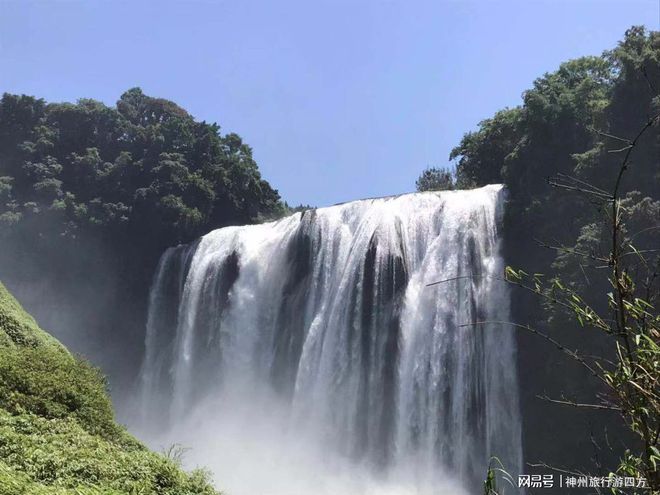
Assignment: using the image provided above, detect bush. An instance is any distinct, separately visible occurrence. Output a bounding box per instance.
[0,409,217,494]
[0,346,122,442]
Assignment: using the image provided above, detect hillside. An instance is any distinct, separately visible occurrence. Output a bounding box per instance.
[0,281,219,495]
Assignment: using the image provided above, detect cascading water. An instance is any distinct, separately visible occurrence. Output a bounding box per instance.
[137,184,522,495]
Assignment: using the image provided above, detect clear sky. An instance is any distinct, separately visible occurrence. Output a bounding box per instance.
[1,1,658,207]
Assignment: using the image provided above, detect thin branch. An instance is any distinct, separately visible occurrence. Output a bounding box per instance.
[629,225,660,242]
[425,275,476,287]
[612,113,660,199]
[527,462,590,478]
[458,320,606,383]
[578,262,591,286]
[553,172,612,196]
[536,394,622,411]
[429,273,614,333]
[546,179,613,200]
[588,127,632,145]
[533,237,609,263]
[642,65,658,97]
[607,145,634,154]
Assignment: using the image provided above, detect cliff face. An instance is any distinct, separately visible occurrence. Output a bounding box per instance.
[0,281,219,495]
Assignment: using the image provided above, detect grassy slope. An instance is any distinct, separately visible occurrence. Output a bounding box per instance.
[0,281,219,495]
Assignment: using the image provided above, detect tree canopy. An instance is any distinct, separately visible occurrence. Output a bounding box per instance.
[415,166,455,192]
[0,87,285,247]
[445,27,659,292]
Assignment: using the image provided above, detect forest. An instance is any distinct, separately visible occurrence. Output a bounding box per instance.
[0,25,658,495]
[450,27,659,484]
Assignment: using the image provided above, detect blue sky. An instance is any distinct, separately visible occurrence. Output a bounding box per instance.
[1,1,658,207]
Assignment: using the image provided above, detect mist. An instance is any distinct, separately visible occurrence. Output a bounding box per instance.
[144,386,471,495]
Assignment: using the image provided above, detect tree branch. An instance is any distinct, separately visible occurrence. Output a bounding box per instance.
[536,394,622,411]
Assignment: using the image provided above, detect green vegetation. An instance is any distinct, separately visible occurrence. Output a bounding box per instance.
[415,166,454,192]
[435,26,659,490]
[0,283,61,349]
[449,27,658,263]
[483,458,515,495]
[0,87,284,243]
[0,281,219,495]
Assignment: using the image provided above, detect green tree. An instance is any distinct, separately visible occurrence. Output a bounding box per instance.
[415,166,455,191]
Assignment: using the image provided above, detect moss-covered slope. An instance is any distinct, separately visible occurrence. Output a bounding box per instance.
[0,281,219,495]
[0,283,62,349]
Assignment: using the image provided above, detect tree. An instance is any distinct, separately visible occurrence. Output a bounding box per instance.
[0,87,286,243]
[450,108,522,189]
[415,166,455,191]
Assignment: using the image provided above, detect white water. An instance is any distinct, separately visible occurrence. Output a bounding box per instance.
[137,185,522,494]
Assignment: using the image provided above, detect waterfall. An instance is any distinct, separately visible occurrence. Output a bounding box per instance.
[138,184,522,495]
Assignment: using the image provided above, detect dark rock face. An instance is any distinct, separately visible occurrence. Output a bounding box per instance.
[503,209,631,493]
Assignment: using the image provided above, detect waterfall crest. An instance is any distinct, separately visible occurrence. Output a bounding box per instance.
[138,184,522,494]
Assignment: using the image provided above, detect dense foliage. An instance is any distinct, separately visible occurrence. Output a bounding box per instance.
[415,166,455,191]
[0,87,284,244]
[0,281,219,495]
[441,26,659,481]
[450,27,658,245]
